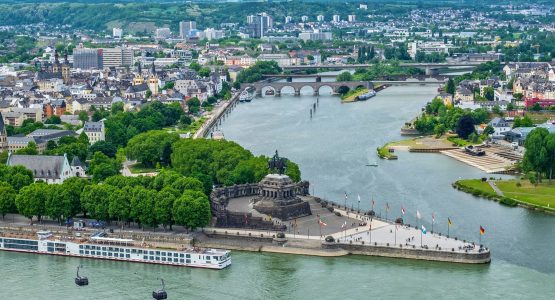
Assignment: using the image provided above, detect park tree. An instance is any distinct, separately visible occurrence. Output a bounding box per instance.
[15,183,49,222]
[446,78,456,95]
[111,102,124,115]
[0,165,33,191]
[16,141,38,155]
[336,71,353,82]
[173,190,211,231]
[89,141,117,157]
[60,178,89,218]
[544,134,555,182]
[523,128,549,183]
[109,186,132,226]
[187,97,201,114]
[88,151,121,182]
[483,87,495,101]
[78,111,89,123]
[0,181,16,219]
[198,67,211,78]
[456,114,476,139]
[80,184,114,221]
[155,188,178,230]
[130,186,158,229]
[45,184,68,224]
[483,125,495,136]
[125,131,179,167]
[531,103,542,112]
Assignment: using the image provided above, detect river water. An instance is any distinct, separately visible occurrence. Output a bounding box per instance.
[1,85,553,299]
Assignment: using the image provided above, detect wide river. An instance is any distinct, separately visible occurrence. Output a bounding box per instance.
[1,85,553,299]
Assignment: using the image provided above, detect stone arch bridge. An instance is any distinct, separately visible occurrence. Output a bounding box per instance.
[241,81,372,96]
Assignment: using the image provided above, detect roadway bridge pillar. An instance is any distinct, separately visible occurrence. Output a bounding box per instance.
[287,76,293,82]
[315,76,322,82]
[425,67,440,76]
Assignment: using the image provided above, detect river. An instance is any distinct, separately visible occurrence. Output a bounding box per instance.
[1,85,553,299]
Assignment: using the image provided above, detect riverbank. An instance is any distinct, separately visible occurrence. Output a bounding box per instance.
[453,179,555,214]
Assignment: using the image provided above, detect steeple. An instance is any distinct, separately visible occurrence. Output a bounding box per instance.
[150,62,156,75]
[54,50,59,64]
[64,51,69,64]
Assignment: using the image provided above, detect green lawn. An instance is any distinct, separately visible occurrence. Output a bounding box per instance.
[457,179,495,194]
[129,163,158,174]
[496,180,555,209]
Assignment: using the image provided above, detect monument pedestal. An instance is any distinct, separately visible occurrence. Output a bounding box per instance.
[253,174,311,221]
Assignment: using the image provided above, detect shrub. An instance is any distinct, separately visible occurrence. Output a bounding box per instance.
[276,232,285,239]
[325,236,335,243]
[327,207,334,212]
[335,212,341,216]
[500,197,518,207]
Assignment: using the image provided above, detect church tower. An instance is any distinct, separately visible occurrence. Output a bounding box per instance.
[132,63,144,85]
[52,51,61,73]
[147,62,159,96]
[0,112,8,152]
[61,51,71,83]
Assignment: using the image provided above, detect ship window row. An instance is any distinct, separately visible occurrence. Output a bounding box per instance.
[79,250,131,258]
[3,239,38,245]
[4,243,38,251]
[142,256,190,264]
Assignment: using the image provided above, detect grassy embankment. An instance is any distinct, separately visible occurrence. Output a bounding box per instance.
[454,179,555,213]
[129,163,158,174]
[341,88,369,103]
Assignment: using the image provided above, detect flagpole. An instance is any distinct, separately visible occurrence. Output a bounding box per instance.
[420,229,423,247]
[448,218,450,238]
[369,220,372,244]
[394,225,396,245]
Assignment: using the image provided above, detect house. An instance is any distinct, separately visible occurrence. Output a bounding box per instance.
[83,121,105,144]
[6,153,74,184]
[438,92,453,107]
[487,117,513,139]
[503,127,536,146]
[70,156,87,178]
[455,87,473,102]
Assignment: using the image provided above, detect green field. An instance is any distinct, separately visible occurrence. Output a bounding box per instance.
[455,179,555,213]
[496,180,555,208]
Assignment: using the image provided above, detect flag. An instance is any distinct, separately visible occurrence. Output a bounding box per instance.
[432,213,435,224]
[357,194,361,203]
[421,225,427,234]
[372,199,375,209]
[344,192,348,200]
[341,221,347,229]
[448,217,452,226]
[319,218,327,227]
[401,207,406,215]
[386,202,390,211]
[480,226,485,235]
[416,210,421,219]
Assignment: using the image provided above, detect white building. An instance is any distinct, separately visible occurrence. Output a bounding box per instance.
[408,42,449,59]
[101,48,134,67]
[155,28,172,39]
[83,121,105,144]
[285,16,292,23]
[6,153,74,184]
[317,15,325,22]
[332,15,341,23]
[113,28,123,39]
[348,15,357,22]
[301,16,308,22]
[298,31,332,42]
[204,28,225,41]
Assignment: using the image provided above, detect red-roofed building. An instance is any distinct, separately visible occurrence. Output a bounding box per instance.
[524,97,555,108]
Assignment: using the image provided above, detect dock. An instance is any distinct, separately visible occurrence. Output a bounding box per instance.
[194,92,240,139]
[441,144,520,174]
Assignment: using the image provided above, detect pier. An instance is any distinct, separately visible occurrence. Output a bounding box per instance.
[194,92,240,139]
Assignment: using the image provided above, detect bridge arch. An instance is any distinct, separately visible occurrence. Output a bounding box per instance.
[299,85,315,96]
[318,85,333,95]
[280,85,296,95]
[260,86,277,97]
[336,85,351,95]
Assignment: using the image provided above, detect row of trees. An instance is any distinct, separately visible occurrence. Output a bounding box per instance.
[414,98,490,139]
[234,61,282,86]
[3,171,212,231]
[171,139,301,194]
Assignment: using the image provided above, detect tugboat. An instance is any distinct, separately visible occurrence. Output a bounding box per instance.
[75,265,88,286]
[356,90,376,101]
[152,278,168,300]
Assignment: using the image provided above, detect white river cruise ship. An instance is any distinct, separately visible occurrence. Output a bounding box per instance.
[0,231,231,270]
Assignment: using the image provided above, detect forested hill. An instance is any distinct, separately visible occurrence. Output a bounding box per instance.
[1,0,547,33]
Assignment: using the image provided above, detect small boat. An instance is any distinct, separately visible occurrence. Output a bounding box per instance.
[265,89,275,96]
[239,90,253,102]
[464,145,485,156]
[366,162,378,167]
[356,90,376,101]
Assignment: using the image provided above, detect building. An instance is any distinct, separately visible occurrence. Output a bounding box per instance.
[179,21,196,39]
[348,15,357,22]
[524,97,555,109]
[204,28,225,41]
[83,121,105,144]
[73,48,103,70]
[101,48,134,67]
[298,31,332,42]
[455,87,474,102]
[6,153,74,184]
[247,13,273,38]
[332,15,341,22]
[317,15,325,22]
[487,117,513,139]
[155,28,172,39]
[301,16,308,22]
[285,16,292,23]
[408,42,449,59]
[113,28,123,39]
